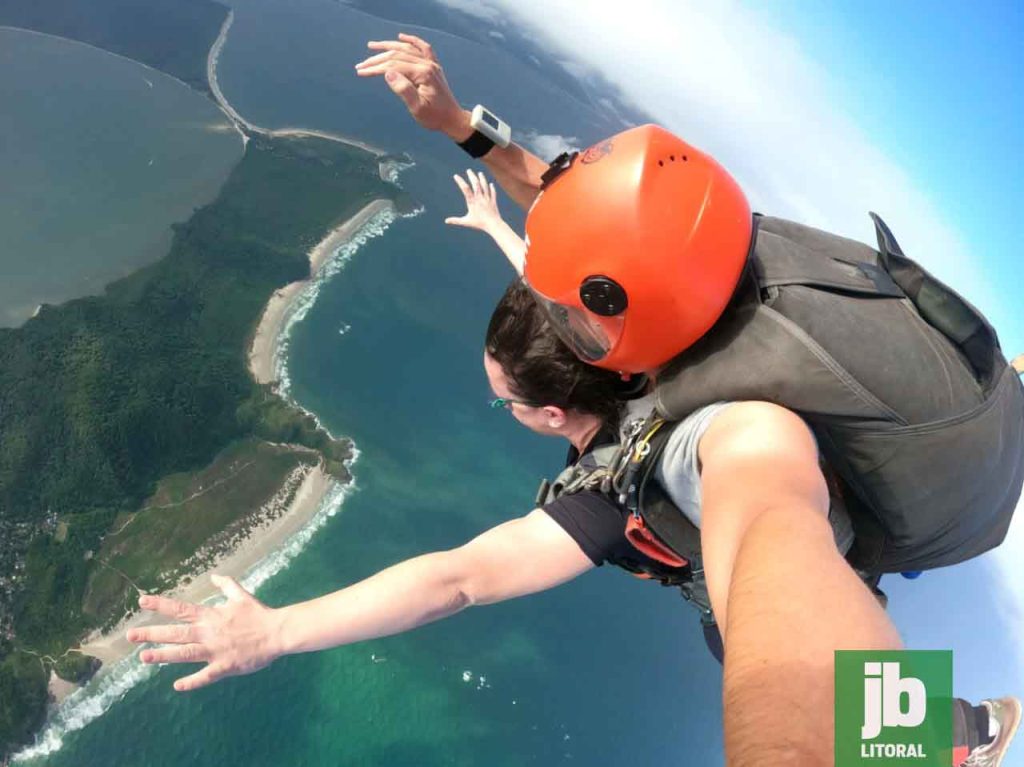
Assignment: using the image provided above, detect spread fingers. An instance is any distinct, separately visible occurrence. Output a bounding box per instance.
[127,622,198,645]
[355,49,425,70]
[140,643,210,665]
[173,663,228,692]
[397,33,437,61]
[138,593,203,623]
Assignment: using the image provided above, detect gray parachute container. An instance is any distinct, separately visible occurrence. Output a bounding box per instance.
[654,214,1024,573]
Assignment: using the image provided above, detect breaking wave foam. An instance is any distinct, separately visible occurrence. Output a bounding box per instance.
[14,659,157,762]
[379,154,415,186]
[274,204,398,401]
[241,451,362,594]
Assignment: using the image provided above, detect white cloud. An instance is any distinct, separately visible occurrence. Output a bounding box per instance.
[519,130,581,160]
[558,58,590,82]
[443,0,1004,321]
[488,29,506,41]
[435,0,1023,659]
[437,0,505,25]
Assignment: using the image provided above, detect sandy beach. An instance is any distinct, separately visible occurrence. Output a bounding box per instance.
[50,200,392,705]
[56,461,336,703]
[249,197,394,384]
[44,6,395,711]
[207,11,387,156]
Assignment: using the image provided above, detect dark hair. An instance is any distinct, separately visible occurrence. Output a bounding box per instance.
[485,280,623,425]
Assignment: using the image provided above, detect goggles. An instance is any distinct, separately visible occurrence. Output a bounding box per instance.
[528,281,626,364]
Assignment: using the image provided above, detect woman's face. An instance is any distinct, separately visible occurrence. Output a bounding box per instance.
[483,352,564,436]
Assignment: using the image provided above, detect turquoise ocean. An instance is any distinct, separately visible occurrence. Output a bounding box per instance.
[15,1,726,764]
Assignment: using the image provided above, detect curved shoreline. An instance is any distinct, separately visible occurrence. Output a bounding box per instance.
[41,11,400,714]
[47,201,396,709]
[249,198,395,385]
[73,461,335,669]
[207,11,388,157]
[47,199,394,713]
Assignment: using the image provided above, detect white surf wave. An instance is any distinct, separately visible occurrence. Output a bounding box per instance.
[13,658,157,762]
[13,437,364,762]
[274,204,399,402]
[241,465,361,594]
[379,155,415,186]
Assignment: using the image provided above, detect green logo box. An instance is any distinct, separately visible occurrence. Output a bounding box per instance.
[836,650,952,766]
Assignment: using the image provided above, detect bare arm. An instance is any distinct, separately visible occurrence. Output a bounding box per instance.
[697,402,902,766]
[354,34,549,210]
[128,510,592,691]
[446,170,526,275]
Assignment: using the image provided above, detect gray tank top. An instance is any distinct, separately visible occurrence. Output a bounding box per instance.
[621,396,855,554]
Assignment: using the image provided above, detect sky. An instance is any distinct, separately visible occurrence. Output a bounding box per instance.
[432,0,1024,697]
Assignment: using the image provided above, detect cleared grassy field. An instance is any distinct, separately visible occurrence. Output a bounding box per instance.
[82,438,317,629]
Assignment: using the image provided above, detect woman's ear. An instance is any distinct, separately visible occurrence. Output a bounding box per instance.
[543,406,568,429]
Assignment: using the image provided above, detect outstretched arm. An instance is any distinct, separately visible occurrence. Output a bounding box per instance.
[355,34,549,210]
[127,510,592,691]
[698,402,902,766]
[446,169,526,275]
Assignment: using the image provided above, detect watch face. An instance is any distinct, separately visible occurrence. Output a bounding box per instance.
[481,111,500,129]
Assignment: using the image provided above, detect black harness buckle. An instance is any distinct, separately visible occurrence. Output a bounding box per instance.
[540,151,578,190]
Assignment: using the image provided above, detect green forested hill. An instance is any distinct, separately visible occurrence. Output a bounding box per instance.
[0,135,391,523]
[0,132,398,764]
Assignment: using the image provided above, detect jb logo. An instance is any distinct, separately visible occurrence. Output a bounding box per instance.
[862,661,927,739]
[836,650,950,766]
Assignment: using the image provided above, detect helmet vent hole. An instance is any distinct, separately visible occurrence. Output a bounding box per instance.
[658,160,664,167]
[670,154,675,162]
[683,155,688,161]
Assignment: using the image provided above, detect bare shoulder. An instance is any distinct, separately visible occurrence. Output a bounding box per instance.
[698,401,818,467]
[697,402,828,512]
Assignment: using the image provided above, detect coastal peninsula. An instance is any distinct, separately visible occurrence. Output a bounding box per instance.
[0,0,408,758]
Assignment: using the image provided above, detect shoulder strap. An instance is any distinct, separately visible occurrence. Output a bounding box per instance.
[539,444,625,506]
[635,422,704,568]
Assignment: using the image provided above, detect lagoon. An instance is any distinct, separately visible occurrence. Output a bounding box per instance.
[0,27,241,327]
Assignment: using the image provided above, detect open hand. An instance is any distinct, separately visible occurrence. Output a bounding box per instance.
[355,33,468,139]
[446,170,502,232]
[127,574,283,692]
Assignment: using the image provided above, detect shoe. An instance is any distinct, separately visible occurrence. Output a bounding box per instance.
[964,697,1022,766]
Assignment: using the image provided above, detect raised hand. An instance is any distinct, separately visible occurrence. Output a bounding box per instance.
[127,574,283,692]
[445,170,503,233]
[355,33,469,139]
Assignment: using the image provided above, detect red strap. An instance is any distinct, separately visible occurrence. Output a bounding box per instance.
[624,514,688,568]
[951,744,969,767]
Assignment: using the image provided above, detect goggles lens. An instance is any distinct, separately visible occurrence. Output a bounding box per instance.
[529,286,624,363]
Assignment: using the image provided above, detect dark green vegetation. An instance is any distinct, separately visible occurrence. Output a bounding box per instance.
[0,133,399,756]
[53,652,101,685]
[82,440,320,634]
[0,0,228,93]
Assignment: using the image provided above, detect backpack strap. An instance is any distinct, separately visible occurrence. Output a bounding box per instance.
[633,421,704,569]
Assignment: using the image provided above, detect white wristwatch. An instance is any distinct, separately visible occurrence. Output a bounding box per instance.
[457,105,512,158]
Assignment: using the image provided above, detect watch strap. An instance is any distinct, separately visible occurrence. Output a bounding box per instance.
[457,130,496,159]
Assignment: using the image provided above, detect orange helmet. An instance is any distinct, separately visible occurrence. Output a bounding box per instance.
[524,124,753,373]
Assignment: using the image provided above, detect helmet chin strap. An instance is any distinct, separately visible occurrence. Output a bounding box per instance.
[614,373,650,399]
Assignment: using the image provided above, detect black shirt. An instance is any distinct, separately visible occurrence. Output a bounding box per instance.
[541,426,668,570]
